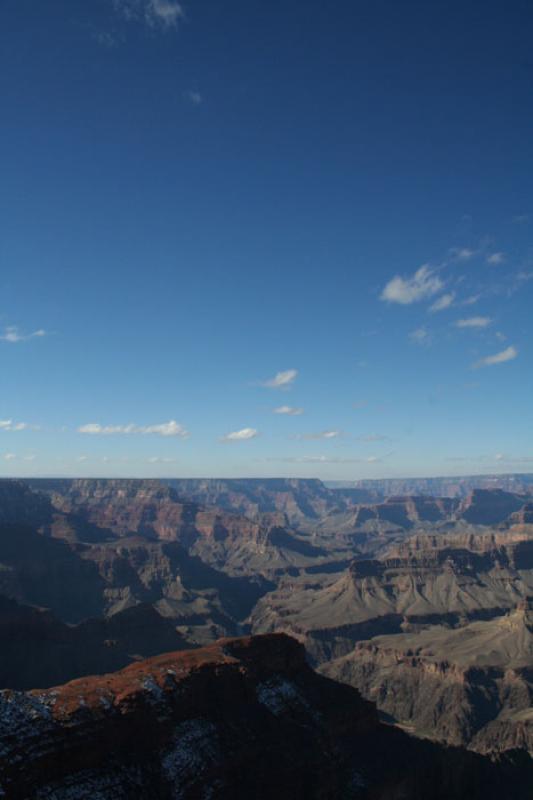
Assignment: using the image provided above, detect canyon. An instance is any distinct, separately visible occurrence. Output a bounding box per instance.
[2,476,533,796]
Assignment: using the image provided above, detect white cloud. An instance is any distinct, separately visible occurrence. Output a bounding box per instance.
[491,453,533,464]
[94,31,119,48]
[408,327,430,345]
[273,405,304,416]
[141,421,188,436]
[221,427,259,442]
[265,455,382,465]
[149,0,182,25]
[77,455,89,462]
[381,266,443,305]
[261,369,298,388]
[3,453,16,461]
[147,456,177,463]
[295,430,341,440]
[450,247,475,261]
[357,434,391,442]
[0,420,29,432]
[487,252,505,265]
[461,294,480,306]
[186,91,202,105]
[473,345,518,368]
[113,0,183,29]
[77,420,189,437]
[0,326,46,343]
[429,293,455,312]
[455,316,492,329]
[23,454,36,462]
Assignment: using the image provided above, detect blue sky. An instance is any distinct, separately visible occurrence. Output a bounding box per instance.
[1,0,532,479]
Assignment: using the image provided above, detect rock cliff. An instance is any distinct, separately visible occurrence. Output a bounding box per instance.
[0,633,531,799]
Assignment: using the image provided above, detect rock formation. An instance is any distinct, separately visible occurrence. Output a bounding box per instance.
[1,633,531,799]
[323,599,533,755]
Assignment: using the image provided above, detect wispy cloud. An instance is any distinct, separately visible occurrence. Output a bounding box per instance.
[3,453,16,461]
[408,327,431,346]
[381,266,443,305]
[449,247,475,261]
[273,405,304,416]
[493,453,533,464]
[461,294,480,306]
[0,326,47,343]
[294,430,341,440]
[261,369,298,389]
[473,345,518,368]
[455,316,492,329]
[448,452,533,464]
[93,31,119,48]
[113,0,183,29]
[220,427,259,442]
[356,433,391,442]
[147,456,177,463]
[265,455,382,464]
[429,293,455,312]
[486,252,506,265]
[77,420,189,437]
[515,271,533,286]
[0,420,33,432]
[186,90,202,105]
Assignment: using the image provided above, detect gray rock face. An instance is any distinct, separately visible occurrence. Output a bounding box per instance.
[251,535,533,656]
[322,601,533,754]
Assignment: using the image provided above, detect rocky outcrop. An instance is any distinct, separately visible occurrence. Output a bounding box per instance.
[164,477,377,525]
[509,503,533,527]
[0,596,190,690]
[27,479,342,578]
[350,495,458,528]
[0,481,53,527]
[348,474,533,499]
[0,524,106,622]
[0,519,273,650]
[251,535,533,661]
[322,601,533,753]
[24,479,533,558]
[458,490,527,525]
[0,633,531,799]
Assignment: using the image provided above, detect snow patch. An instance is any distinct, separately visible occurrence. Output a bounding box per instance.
[0,690,54,758]
[141,676,165,703]
[33,767,141,799]
[162,719,219,797]
[349,769,367,790]
[256,678,309,716]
